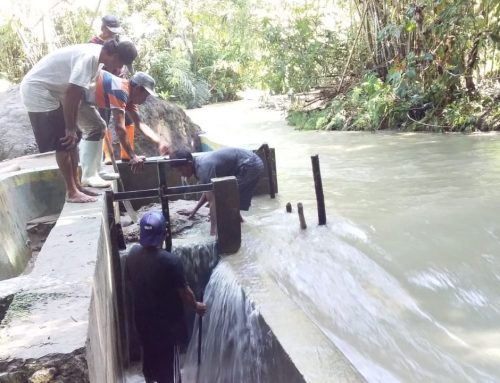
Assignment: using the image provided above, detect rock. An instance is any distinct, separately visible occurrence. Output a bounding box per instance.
[0,86,202,161]
[135,96,203,156]
[0,371,25,383]
[26,215,59,252]
[122,200,210,243]
[29,367,56,383]
[0,86,35,160]
[0,348,88,383]
[120,215,133,228]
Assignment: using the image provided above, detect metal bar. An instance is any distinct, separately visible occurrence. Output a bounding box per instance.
[104,132,138,222]
[311,155,327,225]
[143,158,188,166]
[158,162,172,251]
[261,143,276,198]
[113,183,213,202]
[165,183,213,196]
[297,202,307,229]
[113,189,159,201]
[105,190,129,366]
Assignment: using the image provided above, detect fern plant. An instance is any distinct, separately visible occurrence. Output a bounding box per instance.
[149,51,210,108]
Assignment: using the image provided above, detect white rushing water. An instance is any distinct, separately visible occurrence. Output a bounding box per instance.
[185,99,500,382]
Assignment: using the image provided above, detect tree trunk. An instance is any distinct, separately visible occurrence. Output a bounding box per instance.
[465,33,482,98]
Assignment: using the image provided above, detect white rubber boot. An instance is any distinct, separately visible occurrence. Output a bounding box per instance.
[96,139,120,180]
[80,140,111,188]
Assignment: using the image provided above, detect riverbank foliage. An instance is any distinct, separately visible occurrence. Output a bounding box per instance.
[0,0,498,131]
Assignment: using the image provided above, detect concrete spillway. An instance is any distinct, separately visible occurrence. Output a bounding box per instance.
[0,147,364,382]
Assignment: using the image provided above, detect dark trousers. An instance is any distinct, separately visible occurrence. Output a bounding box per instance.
[136,316,182,383]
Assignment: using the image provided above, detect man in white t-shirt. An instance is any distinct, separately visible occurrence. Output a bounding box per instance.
[20,39,137,203]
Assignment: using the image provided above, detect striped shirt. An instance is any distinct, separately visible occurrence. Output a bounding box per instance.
[85,69,138,113]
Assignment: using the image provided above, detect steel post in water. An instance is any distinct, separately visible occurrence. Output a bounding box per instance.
[311,155,326,225]
[158,162,172,251]
[286,202,292,213]
[297,202,307,230]
[261,143,276,199]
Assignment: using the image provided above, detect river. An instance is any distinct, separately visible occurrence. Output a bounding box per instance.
[185,98,500,383]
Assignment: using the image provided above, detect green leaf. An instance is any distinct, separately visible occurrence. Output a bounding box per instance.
[406,20,417,33]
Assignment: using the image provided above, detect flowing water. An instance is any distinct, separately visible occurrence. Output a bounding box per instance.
[183,262,304,383]
[184,98,500,382]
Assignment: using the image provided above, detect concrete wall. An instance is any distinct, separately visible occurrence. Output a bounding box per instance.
[223,256,366,383]
[0,168,65,280]
[87,220,124,383]
[0,162,122,382]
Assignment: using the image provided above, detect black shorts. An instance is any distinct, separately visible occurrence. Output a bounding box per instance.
[28,106,81,152]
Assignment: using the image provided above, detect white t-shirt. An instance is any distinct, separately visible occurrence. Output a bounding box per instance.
[20,44,102,112]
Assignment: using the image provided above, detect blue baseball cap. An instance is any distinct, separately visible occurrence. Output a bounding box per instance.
[139,211,166,247]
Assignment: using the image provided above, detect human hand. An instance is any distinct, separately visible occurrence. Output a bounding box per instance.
[158,141,170,156]
[129,155,145,173]
[178,209,195,219]
[195,302,207,316]
[60,130,79,150]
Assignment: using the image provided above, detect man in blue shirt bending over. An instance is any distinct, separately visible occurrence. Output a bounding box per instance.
[170,147,264,235]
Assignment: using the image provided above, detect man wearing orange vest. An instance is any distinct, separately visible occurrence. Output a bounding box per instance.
[78,70,169,179]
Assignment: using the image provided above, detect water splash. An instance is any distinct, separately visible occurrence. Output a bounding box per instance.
[183,261,304,383]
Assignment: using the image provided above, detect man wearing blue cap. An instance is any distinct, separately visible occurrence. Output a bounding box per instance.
[125,211,206,383]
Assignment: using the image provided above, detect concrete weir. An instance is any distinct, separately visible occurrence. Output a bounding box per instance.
[0,144,364,383]
[0,154,122,382]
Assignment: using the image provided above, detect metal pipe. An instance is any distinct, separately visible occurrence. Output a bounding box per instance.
[286,202,292,213]
[165,183,213,196]
[297,203,307,229]
[158,162,172,251]
[113,183,213,202]
[311,155,326,225]
[261,143,276,198]
[113,188,159,201]
[105,190,129,366]
[143,158,188,166]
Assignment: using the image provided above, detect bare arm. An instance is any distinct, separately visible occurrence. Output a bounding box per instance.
[113,109,144,172]
[206,191,217,236]
[177,285,206,316]
[189,192,210,218]
[128,109,170,155]
[61,84,84,150]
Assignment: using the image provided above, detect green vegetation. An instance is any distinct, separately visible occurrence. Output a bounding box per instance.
[0,0,498,129]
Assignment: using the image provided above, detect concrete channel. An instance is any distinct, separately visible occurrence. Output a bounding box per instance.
[0,141,364,382]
